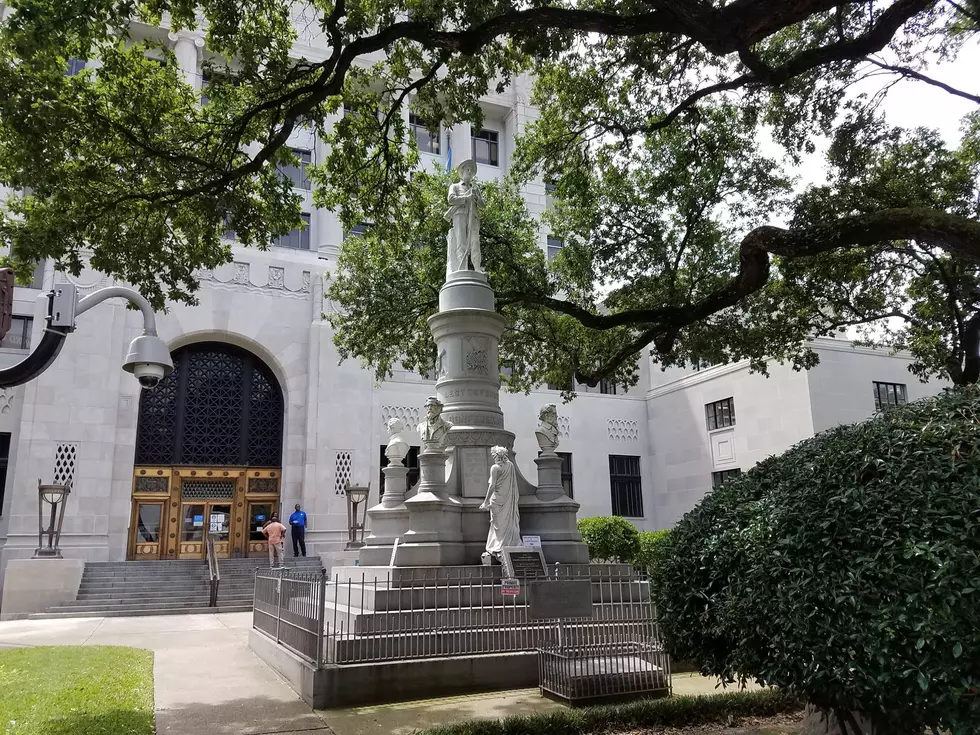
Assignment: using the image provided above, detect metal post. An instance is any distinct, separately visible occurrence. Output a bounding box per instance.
[275,569,283,644]
[315,569,326,670]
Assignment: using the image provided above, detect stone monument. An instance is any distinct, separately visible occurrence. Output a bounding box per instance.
[480,445,522,564]
[359,159,588,567]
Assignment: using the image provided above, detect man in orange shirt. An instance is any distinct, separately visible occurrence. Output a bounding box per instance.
[262,513,288,568]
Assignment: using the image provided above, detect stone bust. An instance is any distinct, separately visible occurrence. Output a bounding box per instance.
[385,417,409,464]
[417,396,450,450]
[534,403,560,454]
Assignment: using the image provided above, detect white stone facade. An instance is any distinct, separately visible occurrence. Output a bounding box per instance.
[0,13,950,594]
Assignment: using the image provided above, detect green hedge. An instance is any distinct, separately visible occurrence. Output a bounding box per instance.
[633,529,672,573]
[576,516,640,563]
[415,689,802,735]
[656,387,980,735]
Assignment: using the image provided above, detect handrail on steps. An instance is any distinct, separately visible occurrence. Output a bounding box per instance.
[206,536,220,607]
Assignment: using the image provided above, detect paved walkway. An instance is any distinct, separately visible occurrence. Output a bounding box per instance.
[0,613,755,735]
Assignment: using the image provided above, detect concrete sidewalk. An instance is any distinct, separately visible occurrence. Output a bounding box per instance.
[0,612,331,735]
[0,613,755,735]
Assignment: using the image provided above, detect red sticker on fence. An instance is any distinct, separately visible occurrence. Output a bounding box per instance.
[500,578,520,596]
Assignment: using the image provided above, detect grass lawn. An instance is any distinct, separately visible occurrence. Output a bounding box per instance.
[0,645,154,735]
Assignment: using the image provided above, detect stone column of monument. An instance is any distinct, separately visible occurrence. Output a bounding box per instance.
[359,418,412,566]
[375,158,588,565]
[520,404,590,564]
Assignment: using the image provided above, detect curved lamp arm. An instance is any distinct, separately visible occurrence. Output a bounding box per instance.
[75,286,158,335]
[0,285,160,389]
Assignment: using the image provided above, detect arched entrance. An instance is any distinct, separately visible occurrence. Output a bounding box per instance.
[128,341,285,560]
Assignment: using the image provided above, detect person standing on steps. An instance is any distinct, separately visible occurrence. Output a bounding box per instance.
[288,503,307,558]
[262,513,287,568]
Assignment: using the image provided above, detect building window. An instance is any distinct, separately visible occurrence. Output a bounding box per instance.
[711,468,741,488]
[547,236,563,261]
[599,379,618,395]
[28,260,45,289]
[409,113,440,154]
[873,382,907,411]
[276,213,311,250]
[472,129,499,166]
[279,148,311,190]
[1,316,33,350]
[558,452,573,499]
[705,397,735,431]
[609,455,643,518]
[66,58,86,76]
[379,445,421,494]
[344,222,371,240]
[221,212,236,241]
[545,177,558,194]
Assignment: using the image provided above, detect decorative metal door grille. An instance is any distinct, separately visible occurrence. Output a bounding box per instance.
[135,476,170,493]
[180,479,236,500]
[135,342,284,467]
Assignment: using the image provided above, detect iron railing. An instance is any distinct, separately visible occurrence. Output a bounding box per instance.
[206,536,220,608]
[254,569,326,667]
[252,565,667,675]
[538,641,671,705]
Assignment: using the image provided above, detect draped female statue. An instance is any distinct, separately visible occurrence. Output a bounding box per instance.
[480,445,521,558]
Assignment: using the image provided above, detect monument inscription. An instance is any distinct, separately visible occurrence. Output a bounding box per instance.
[501,546,547,578]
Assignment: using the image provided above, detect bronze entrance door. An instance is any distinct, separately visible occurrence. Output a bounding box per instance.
[127,341,286,561]
[129,467,281,560]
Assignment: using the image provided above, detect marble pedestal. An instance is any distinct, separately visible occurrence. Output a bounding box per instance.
[359,464,412,567]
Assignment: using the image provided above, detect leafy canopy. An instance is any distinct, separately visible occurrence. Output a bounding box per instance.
[1,1,979,387]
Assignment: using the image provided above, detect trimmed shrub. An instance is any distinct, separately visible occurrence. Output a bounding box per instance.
[633,529,672,574]
[415,689,802,735]
[656,387,980,735]
[577,516,640,563]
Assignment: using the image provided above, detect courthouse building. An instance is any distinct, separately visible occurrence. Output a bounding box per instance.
[0,9,946,595]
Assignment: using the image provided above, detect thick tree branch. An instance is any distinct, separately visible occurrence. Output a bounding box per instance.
[503,208,980,381]
[863,57,980,104]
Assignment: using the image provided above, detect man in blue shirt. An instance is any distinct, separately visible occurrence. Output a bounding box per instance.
[288,503,307,557]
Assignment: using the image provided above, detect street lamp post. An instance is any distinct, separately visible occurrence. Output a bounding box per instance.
[34,480,70,558]
[344,484,370,549]
[0,283,174,389]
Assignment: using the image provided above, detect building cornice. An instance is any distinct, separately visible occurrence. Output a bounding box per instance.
[646,338,916,400]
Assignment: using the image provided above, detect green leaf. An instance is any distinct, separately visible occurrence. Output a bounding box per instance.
[953,643,962,658]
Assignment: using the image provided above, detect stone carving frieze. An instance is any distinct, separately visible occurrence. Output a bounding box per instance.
[444,412,504,428]
[464,336,490,375]
[192,263,314,300]
[448,429,513,447]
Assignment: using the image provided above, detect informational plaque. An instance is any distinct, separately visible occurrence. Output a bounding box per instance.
[501,546,548,579]
[527,580,593,620]
[521,535,542,548]
[500,578,520,596]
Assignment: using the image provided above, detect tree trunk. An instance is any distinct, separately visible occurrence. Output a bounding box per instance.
[801,705,920,735]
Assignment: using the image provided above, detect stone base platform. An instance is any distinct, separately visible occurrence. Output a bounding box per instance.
[251,563,662,708]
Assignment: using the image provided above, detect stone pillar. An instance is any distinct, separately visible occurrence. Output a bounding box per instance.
[167,31,204,90]
[396,445,464,566]
[358,464,411,566]
[534,453,565,502]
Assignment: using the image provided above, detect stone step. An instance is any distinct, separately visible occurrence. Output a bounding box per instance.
[332,602,654,635]
[325,581,650,611]
[29,605,252,620]
[325,621,660,664]
[328,564,636,585]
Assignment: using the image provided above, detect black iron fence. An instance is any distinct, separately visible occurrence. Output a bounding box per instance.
[254,565,668,677]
